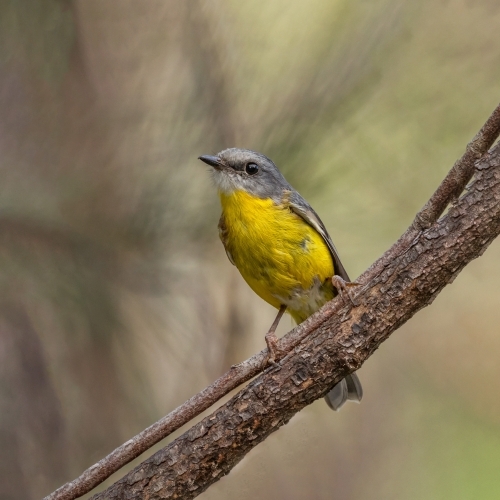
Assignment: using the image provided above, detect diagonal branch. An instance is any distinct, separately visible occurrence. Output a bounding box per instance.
[92,136,500,500]
[45,102,500,500]
[44,100,500,500]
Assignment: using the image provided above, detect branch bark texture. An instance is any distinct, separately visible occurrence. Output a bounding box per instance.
[91,143,500,499]
[45,102,500,500]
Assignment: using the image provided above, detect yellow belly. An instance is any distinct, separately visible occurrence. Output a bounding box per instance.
[219,190,335,323]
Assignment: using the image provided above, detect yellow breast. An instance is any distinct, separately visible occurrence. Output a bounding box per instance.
[219,190,334,323]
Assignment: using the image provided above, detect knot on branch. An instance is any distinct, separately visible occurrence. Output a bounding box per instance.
[467,141,484,159]
[412,211,433,231]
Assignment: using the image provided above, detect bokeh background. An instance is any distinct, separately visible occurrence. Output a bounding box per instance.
[2,1,500,499]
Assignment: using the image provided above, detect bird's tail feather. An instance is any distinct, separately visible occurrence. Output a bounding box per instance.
[324,372,363,411]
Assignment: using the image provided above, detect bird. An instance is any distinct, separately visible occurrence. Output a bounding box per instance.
[199,148,362,411]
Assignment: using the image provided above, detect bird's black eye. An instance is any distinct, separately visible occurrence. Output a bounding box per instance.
[245,162,259,175]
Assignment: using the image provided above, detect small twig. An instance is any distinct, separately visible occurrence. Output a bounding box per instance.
[360,101,500,283]
[412,105,500,230]
[44,102,500,500]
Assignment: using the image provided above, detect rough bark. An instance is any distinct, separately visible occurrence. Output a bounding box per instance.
[44,103,500,500]
[89,143,500,499]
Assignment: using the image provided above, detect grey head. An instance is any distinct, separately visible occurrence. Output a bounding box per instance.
[198,148,292,201]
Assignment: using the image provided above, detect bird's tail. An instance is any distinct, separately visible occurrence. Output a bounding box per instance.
[324,372,363,411]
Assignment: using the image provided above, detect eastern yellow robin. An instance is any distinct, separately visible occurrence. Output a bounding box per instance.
[199,148,362,410]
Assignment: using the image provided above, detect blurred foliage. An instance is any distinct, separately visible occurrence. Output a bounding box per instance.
[1,0,500,499]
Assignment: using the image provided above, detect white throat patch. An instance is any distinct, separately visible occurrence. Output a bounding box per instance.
[211,169,239,194]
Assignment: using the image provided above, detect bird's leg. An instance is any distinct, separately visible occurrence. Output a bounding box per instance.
[265,305,287,366]
[331,275,362,307]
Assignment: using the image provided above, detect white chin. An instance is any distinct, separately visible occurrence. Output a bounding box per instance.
[211,169,237,194]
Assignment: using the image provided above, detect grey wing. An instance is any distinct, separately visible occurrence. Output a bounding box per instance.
[287,191,351,282]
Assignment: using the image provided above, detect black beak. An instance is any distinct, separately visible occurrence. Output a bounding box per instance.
[198,155,222,169]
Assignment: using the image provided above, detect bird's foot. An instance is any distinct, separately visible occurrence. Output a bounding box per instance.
[264,331,281,368]
[262,305,286,369]
[332,275,362,307]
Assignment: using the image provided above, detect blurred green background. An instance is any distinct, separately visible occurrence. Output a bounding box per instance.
[1,1,500,499]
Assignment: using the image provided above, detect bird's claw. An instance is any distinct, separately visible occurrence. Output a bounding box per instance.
[264,332,282,369]
[332,275,361,307]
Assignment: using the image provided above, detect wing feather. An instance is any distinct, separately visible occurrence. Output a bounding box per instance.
[287,191,351,282]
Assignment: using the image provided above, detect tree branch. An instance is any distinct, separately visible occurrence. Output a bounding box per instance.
[91,138,500,500]
[45,103,500,500]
